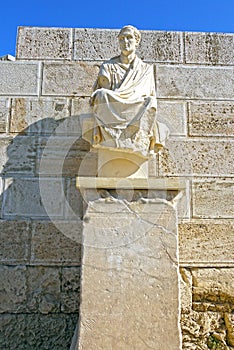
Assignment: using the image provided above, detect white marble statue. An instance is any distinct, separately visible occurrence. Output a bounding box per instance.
[88,25,169,158]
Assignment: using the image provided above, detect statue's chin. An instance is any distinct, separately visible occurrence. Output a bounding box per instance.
[121,49,135,56]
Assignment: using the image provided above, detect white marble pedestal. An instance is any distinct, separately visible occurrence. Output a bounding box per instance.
[73,178,185,350]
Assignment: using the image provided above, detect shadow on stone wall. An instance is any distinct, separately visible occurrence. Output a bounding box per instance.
[0,115,95,350]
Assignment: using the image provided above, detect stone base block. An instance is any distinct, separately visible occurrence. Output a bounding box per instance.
[75,182,182,349]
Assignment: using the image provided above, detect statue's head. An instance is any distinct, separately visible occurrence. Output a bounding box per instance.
[118,25,141,51]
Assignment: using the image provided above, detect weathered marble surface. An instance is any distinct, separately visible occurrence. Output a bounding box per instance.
[0,313,78,350]
[0,98,10,132]
[180,266,234,349]
[42,62,99,96]
[188,101,234,136]
[156,65,234,100]
[159,139,234,176]
[0,62,39,95]
[16,27,234,65]
[10,97,70,133]
[185,32,234,65]
[179,220,234,265]
[3,177,64,218]
[0,220,30,263]
[192,268,234,313]
[17,27,73,60]
[78,195,181,350]
[192,180,234,218]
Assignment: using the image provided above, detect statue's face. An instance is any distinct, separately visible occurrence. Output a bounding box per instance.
[118,29,137,55]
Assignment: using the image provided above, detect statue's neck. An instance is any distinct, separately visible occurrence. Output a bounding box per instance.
[120,52,136,65]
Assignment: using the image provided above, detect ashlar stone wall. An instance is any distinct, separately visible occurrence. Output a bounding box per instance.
[0,26,234,349]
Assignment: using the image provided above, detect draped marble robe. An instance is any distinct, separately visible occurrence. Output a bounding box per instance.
[90,55,169,157]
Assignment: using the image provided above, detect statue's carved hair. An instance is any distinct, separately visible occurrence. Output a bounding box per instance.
[118,25,141,46]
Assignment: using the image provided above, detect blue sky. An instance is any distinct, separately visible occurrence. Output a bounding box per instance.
[1,0,234,57]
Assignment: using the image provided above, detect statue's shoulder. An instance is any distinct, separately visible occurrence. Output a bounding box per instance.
[135,56,153,73]
[143,61,153,69]
[101,56,121,67]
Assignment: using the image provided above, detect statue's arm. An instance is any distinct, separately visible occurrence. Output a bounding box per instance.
[97,63,111,89]
[90,63,111,106]
[98,75,111,89]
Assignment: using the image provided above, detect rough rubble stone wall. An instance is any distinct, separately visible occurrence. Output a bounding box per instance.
[0,26,233,349]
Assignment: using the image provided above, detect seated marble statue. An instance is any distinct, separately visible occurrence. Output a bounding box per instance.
[89,25,169,158]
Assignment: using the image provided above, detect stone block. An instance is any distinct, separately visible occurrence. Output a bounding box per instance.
[225,313,234,347]
[0,138,12,174]
[35,135,91,176]
[0,314,27,350]
[159,139,234,176]
[42,62,100,96]
[71,99,101,150]
[185,32,234,65]
[52,114,84,136]
[181,310,227,349]
[139,30,183,63]
[192,180,234,218]
[0,220,30,263]
[65,178,84,220]
[16,27,73,60]
[74,29,183,63]
[0,98,10,132]
[192,268,234,312]
[78,198,181,349]
[0,313,78,350]
[0,62,39,96]
[0,176,3,217]
[157,100,187,136]
[27,266,60,313]
[71,96,92,115]
[156,65,234,99]
[1,136,36,176]
[31,221,82,265]
[180,267,192,313]
[177,181,191,220]
[0,265,61,314]
[25,314,78,349]
[10,97,70,134]
[0,266,27,313]
[188,101,234,136]
[179,220,234,264]
[143,183,190,221]
[3,177,65,219]
[61,267,81,312]
[74,28,119,60]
